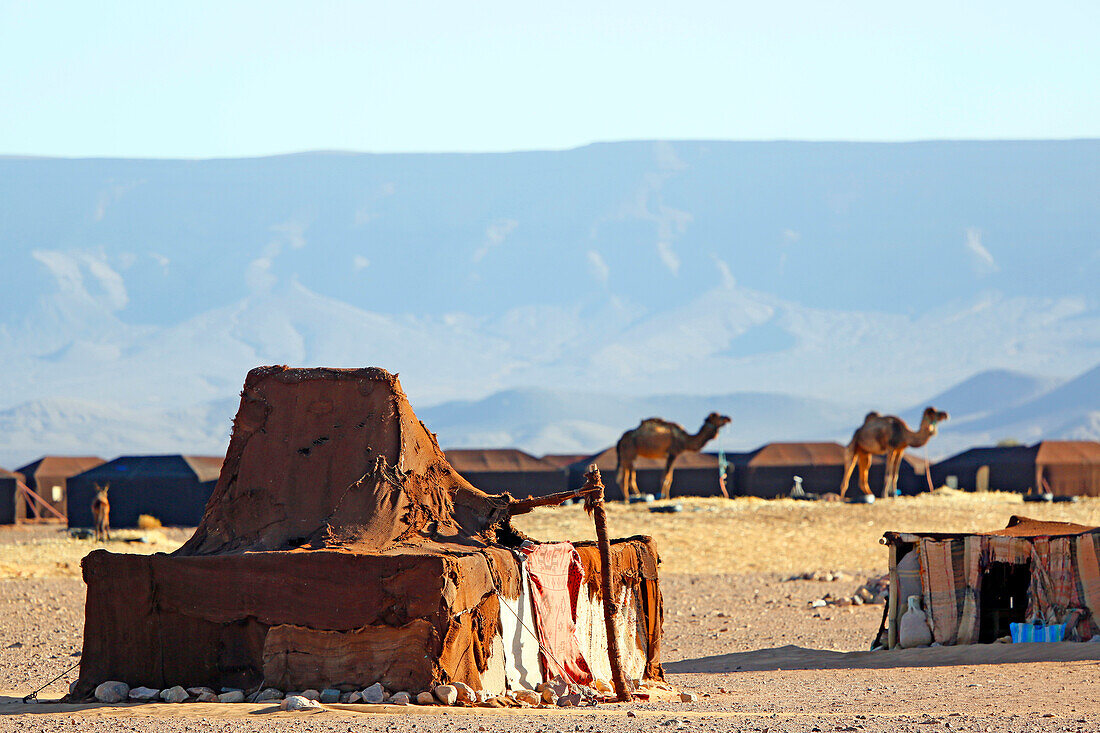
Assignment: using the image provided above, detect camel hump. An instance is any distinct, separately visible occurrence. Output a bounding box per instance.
[864,411,881,422]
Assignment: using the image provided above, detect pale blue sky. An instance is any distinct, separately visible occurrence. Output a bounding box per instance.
[2,0,1098,158]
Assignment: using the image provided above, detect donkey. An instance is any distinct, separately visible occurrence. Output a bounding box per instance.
[91,483,111,541]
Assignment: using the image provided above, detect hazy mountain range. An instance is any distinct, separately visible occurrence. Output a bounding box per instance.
[0,141,1097,467]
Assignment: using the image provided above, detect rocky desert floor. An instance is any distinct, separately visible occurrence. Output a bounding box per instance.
[2,492,1100,732]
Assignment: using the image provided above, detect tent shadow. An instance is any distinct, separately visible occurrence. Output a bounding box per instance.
[663,642,1100,673]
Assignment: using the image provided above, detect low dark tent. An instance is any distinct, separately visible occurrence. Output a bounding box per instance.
[932,441,1100,496]
[444,448,565,498]
[67,455,223,529]
[732,442,928,498]
[568,447,726,500]
[0,468,25,525]
[539,454,589,470]
[14,456,105,522]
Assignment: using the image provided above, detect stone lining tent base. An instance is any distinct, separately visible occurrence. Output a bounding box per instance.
[70,366,662,700]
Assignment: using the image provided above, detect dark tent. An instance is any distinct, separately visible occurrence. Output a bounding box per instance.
[539,454,589,469]
[68,455,223,529]
[14,456,105,522]
[0,468,25,525]
[732,442,928,498]
[444,448,566,498]
[568,447,727,500]
[932,441,1100,496]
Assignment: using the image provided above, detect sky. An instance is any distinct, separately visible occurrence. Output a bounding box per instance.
[1,0,1098,157]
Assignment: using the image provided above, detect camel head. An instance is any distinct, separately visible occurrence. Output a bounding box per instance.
[705,412,732,430]
[94,482,109,498]
[921,407,949,434]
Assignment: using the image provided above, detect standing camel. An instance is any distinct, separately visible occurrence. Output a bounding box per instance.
[91,483,111,541]
[616,413,731,500]
[840,407,949,500]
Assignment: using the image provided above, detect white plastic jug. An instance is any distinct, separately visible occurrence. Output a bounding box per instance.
[898,594,933,648]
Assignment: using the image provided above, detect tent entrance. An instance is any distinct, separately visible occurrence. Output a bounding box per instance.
[978,561,1030,643]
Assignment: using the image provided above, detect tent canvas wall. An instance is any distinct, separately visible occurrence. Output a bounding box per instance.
[931,441,1100,497]
[0,468,24,525]
[732,442,927,498]
[568,448,726,500]
[1035,441,1100,497]
[876,516,1100,649]
[444,448,566,499]
[68,455,223,529]
[14,456,105,522]
[72,367,663,700]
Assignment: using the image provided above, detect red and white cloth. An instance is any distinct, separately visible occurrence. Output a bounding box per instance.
[521,541,593,684]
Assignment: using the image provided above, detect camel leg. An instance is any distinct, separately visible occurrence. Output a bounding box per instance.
[661,455,676,500]
[616,462,629,501]
[890,449,905,498]
[840,454,858,499]
[630,466,640,499]
[882,451,898,499]
[857,453,872,495]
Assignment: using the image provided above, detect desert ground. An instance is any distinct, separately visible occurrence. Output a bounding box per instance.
[2,491,1100,732]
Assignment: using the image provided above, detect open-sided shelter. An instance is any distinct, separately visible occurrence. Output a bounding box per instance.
[14,456,105,522]
[444,448,566,498]
[0,468,25,525]
[731,442,928,498]
[876,516,1100,648]
[72,367,663,700]
[68,455,223,529]
[568,448,725,500]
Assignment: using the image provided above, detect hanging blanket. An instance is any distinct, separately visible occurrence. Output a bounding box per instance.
[498,557,544,690]
[522,542,593,684]
[1076,534,1100,640]
[918,539,962,644]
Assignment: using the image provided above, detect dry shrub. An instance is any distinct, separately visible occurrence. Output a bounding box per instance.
[137,514,162,530]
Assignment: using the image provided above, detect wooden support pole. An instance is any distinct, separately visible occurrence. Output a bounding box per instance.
[583,465,634,703]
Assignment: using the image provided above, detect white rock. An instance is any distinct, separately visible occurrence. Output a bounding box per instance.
[389,691,411,705]
[416,691,436,705]
[94,681,129,703]
[591,678,613,695]
[160,686,188,703]
[281,695,322,711]
[254,687,283,702]
[128,686,160,702]
[362,682,386,703]
[347,691,363,703]
[811,599,828,608]
[300,689,320,701]
[434,684,458,705]
[476,690,494,703]
[452,681,476,704]
[217,690,245,703]
[679,692,699,702]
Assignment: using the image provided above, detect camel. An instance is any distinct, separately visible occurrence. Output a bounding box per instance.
[840,407,949,500]
[91,483,110,541]
[616,412,731,500]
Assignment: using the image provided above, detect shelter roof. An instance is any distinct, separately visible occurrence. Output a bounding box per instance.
[182,456,225,482]
[579,447,720,472]
[883,515,1098,545]
[444,448,558,473]
[79,455,222,481]
[0,467,23,480]
[1034,441,1100,465]
[16,456,106,479]
[539,454,589,469]
[747,442,846,467]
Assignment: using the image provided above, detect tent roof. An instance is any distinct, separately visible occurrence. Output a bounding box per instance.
[884,515,1098,544]
[748,442,846,466]
[935,445,1036,466]
[78,455,223,481]
[539,454,589,469]
[16,456,106,479]
[182,456,225,482]
[0,467,22,480]
[578,446,720,472]
[444,448,558,473]
[1035,441,1100,465]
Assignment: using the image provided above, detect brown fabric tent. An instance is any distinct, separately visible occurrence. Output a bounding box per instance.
[568,448,725,500]
[876,516,1100,649]
[1035,441,1100,497]
[73,367,662,699]
[931,441,1100,497]
[445,448,566,498]
[14,456,105,522]
[733,442,927,498]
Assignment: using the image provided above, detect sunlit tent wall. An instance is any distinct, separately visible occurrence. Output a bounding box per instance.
[568,448,726,500]
[876,517,1100,649]
[730,442,927,498]
[931,442,1100,496]
[444,448,566,498]
[71,367,663,699]
[14,456,105,522]
[0,468,26,525]
[68,455,223,529]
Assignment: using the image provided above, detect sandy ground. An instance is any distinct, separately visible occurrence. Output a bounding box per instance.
[2,493,1100,732]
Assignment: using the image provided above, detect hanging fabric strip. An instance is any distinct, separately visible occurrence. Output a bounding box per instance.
[522,542,593,684]
[919,539,960,645]
[498,555,545,690]
[956,536,984,644]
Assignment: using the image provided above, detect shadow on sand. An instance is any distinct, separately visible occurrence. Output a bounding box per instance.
[664,642,1100,673]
